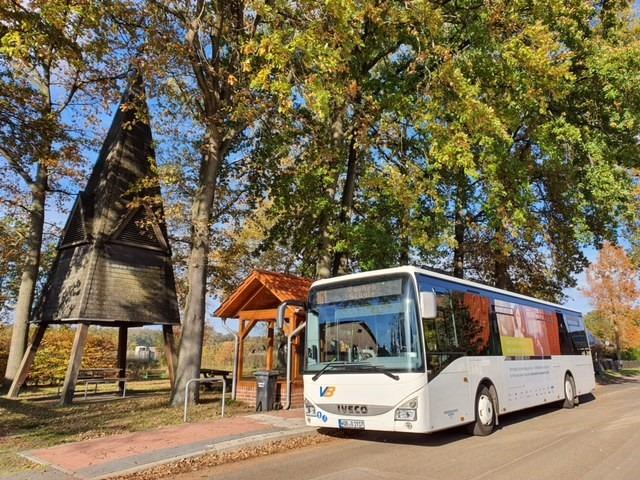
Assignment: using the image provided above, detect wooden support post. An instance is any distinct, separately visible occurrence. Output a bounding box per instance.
[266,323,274,371]
[117,326,128,394]
[162,325,177,388]
[7,323,48,398]
[60,323,89,405]
[237,320,245,379]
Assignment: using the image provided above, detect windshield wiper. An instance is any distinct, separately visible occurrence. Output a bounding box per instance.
[344,363,400,381]
[312,361,401,381]
[311,361,346,381]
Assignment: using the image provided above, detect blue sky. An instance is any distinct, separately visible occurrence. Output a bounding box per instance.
[562,248,596,313]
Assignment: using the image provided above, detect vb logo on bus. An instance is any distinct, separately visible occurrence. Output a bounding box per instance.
[320,386,336,397]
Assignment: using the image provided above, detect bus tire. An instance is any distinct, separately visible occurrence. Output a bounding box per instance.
[562,374,576,409]
[468,385,495,436]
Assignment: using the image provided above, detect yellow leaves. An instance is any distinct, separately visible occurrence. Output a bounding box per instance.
[0,30,26,58]
[346,80,359,99]
[227,74,238,86]
[501,21,574,110]
[257,43,270,56]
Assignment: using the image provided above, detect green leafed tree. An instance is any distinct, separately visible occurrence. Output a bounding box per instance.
[141,0,283,406]
[246,0,639,302]
[408,0,640,300]
[249,0,451,279]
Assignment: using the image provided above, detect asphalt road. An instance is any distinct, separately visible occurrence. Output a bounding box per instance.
[181,378,640,480]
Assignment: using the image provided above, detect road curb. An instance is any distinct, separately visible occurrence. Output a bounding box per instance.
[98,426,318,480]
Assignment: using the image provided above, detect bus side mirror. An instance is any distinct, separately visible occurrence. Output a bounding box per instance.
[420,292,437,319]
[276,300,307,331]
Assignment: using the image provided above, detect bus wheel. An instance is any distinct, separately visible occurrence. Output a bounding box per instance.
[468,385,495,436]
[563,374,576,409]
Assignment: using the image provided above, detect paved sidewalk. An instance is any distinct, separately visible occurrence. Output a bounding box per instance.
[6,409,312,480]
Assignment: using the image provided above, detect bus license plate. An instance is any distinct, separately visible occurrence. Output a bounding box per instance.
[339,419,365,429]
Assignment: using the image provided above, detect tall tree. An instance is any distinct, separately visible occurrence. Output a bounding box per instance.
[0,0,126,385]
[253,0,448,279]
[143,0,277,405]
[411,0,640,299]
[583,242,640,361]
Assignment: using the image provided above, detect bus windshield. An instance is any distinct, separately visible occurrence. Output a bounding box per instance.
[304,276,423,373]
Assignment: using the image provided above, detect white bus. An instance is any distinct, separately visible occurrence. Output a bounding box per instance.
[302,266,595,435]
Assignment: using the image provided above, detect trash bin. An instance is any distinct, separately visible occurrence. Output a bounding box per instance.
[254,370,279,411]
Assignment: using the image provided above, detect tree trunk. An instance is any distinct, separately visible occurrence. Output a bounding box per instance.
[452,172,468,279]
[494,257,509,290]
[493,228,510,289]
[315,113,346,280]
[170,130,221,407]
[331,134,359,276]
[315,212,334,280]
[399,235,410,265]
[493,245,510,290]
[613,322,622,369]
[3,165,46,387]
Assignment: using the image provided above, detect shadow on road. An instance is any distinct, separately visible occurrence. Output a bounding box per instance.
[318,425,469,447]
[317,394,598,447]
[578,392,596,404]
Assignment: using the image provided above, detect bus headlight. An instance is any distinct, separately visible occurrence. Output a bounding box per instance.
[394,397,418,421]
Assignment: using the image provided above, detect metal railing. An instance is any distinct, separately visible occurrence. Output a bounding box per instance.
[284,321,306,410]
[183,377,226,423]
[220,318,239,400]
[276,300,307,410]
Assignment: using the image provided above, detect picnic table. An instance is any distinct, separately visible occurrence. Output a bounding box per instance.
[200,368,231,390]
[75,368,129,399]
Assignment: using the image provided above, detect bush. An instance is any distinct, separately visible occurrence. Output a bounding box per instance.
[621,349,640,361]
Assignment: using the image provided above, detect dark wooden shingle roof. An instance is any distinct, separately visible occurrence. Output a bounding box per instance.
[33,73,180,326]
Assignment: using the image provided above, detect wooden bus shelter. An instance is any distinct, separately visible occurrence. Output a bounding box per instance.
[215,270,311,408]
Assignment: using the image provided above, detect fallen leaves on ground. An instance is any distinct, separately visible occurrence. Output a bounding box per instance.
[115,433,334,479]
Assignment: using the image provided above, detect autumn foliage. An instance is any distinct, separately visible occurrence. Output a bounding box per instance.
[583,243,640,358]
[0,326,117,385]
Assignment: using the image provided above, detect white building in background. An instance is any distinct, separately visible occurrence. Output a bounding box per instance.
[133,346,158,361]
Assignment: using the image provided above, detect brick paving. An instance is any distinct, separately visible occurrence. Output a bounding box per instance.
[12,409,310,480]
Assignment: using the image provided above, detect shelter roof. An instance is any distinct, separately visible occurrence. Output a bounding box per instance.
[215,270,312,318]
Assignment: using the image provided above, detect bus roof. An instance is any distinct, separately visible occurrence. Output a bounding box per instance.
[310,266,582,315]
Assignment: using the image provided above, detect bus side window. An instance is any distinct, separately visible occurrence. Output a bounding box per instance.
[423,291,494,355]
[557,313,576,355]
[451,291,493,355]
[423,291,460,352]
[421,291,463,380]
[564,313,590,354]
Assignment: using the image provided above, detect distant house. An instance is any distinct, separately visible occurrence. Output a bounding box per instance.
[133,346,158,361]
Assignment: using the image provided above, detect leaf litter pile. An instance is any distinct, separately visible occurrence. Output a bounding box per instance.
[115,433,335,479]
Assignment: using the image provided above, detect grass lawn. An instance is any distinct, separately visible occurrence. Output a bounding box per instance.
[0,380,253,475]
